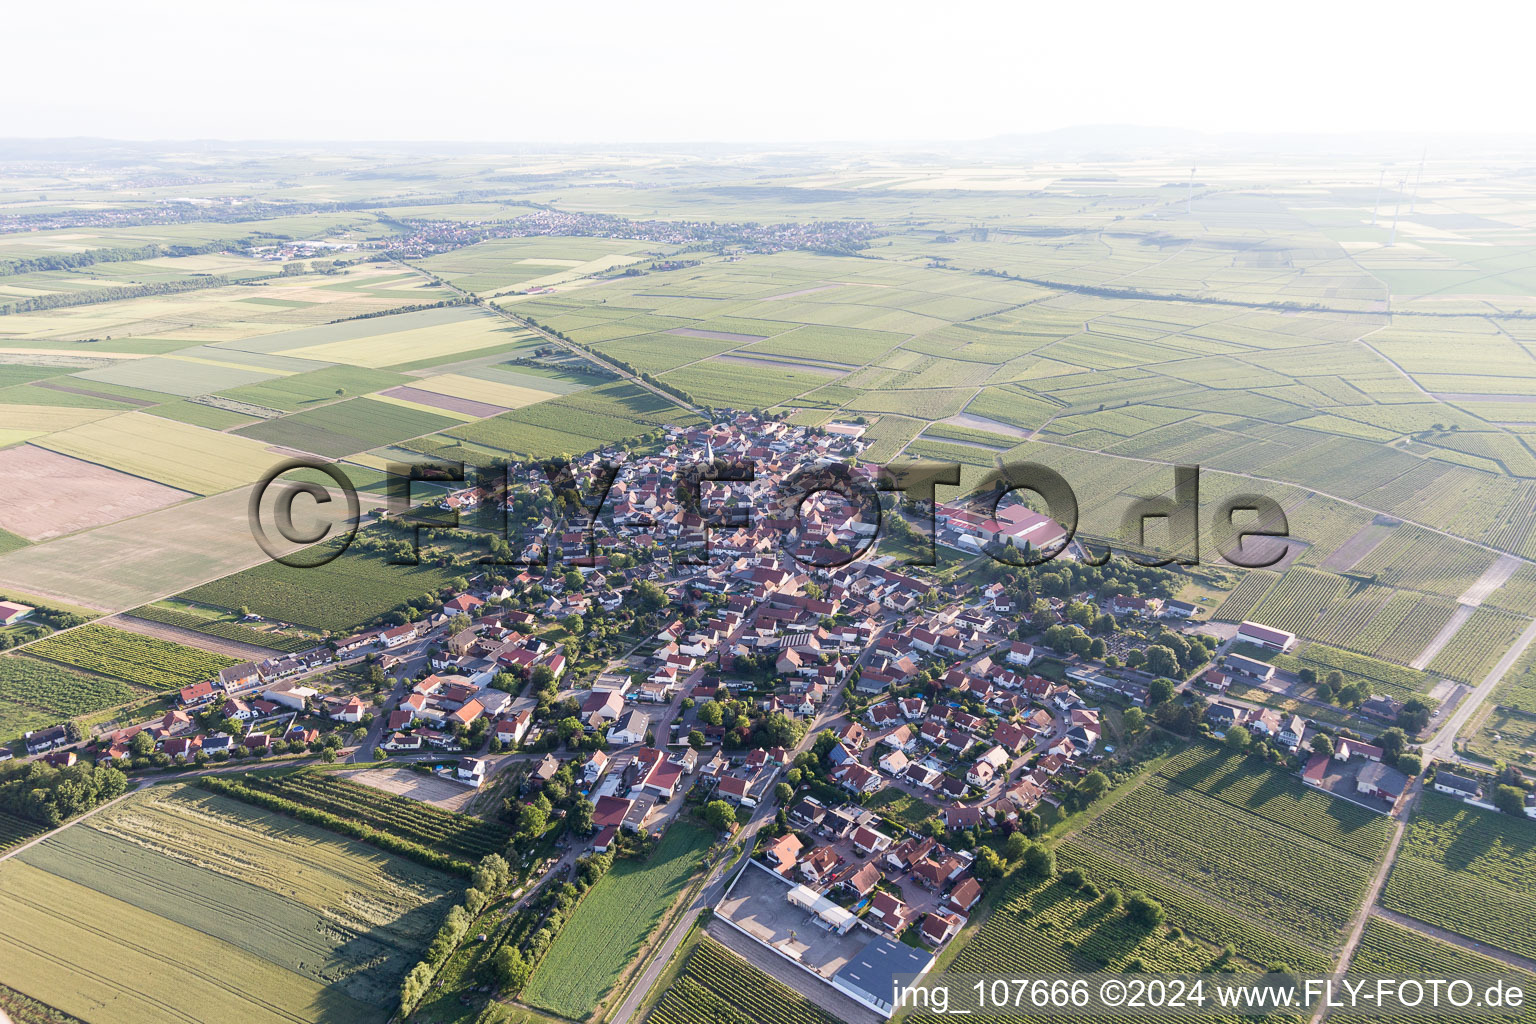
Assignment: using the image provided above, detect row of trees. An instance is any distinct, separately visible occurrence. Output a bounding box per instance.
[399,852,517,1014]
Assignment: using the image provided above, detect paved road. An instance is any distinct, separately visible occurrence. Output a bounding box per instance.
[608,674,858,1024]
[392,258,702,417]
[1426,616,1536,762]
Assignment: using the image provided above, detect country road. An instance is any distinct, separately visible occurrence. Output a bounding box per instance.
[391,258,704,417]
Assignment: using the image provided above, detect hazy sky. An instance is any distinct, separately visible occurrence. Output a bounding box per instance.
[5,0,1530,142]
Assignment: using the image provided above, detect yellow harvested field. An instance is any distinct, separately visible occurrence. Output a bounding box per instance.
[165,353,296,374]
[31,411,280,494]
[276,317,530,368]
[409,372,559,408]
[0,404,122,434]
[367,392,478,421]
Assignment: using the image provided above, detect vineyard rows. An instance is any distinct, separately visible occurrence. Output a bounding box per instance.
[26,624,236,691]
[921,869,1308,1024]
[1055,843,1331,970]
[650,940,842,1024]
[1213,571,1278,622]
[1381,794,1536,961]
[1341,919,1536,1024]
[1157,746,1394,860]
[1428,607,1530,682]
[0,655,137,719]
[1250,569,1344,637]
[238,771,510,861]
[1079,781,1370,948]
[0,810,46,854]
[1371,596,1458,664]
[126,606,315,654]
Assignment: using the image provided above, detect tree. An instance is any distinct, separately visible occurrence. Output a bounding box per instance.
[129,731,155,758]
[702,799,737,832]
[1077,770,1110,802]
[1493,784,1527,816]
[1225,726,1251,751]
[1020,842,1055,878]
[1396,754,1422,776]
[774,782,793,805]
[1311,733,1335,758]
[1143,646,1179,678]
[1126,892,1165,929]
[1005,831,1030,863]
[689,729,707,750]
[1122,707,1146,737]
[399,961,435,1014]
[1147,678,1175,706]
[494,945,533,993]
[518,796,550,840]
[1376,727,1408,762]
[973,846,1004,882]
[698,700,725,727]
[569,796,594,836]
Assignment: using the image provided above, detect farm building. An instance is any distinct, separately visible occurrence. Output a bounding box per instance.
[1356,761,1408,802]
[0,601,33,625]
[1433,770,1482,799]
[1224,653,1275,682]
[1236,621,1296,652]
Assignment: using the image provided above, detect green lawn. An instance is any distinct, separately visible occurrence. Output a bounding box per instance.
[521,822,712,1019]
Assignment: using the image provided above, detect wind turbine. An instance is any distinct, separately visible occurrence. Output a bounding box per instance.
[1409,146,1426,214]
[1371,167,1385,227]
[1389,177,1407,245]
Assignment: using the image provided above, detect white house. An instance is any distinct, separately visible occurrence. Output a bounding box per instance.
[607,709,649,746]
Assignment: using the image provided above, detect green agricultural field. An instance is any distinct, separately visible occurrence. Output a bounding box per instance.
[233,396,459,458]
[123,603,316,653]
[70,354,281,397]
[661,358,834,407]
[0,654,138,741]
[25,623,236,692]
[0,784,455,1024]
[650,939,842,1024]
[1381,792,1536,961]
[177,542,462,633]
[443,380,701,457]
[276,313,533,369]
[521,822,712,1019]
[219,365,411,410]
